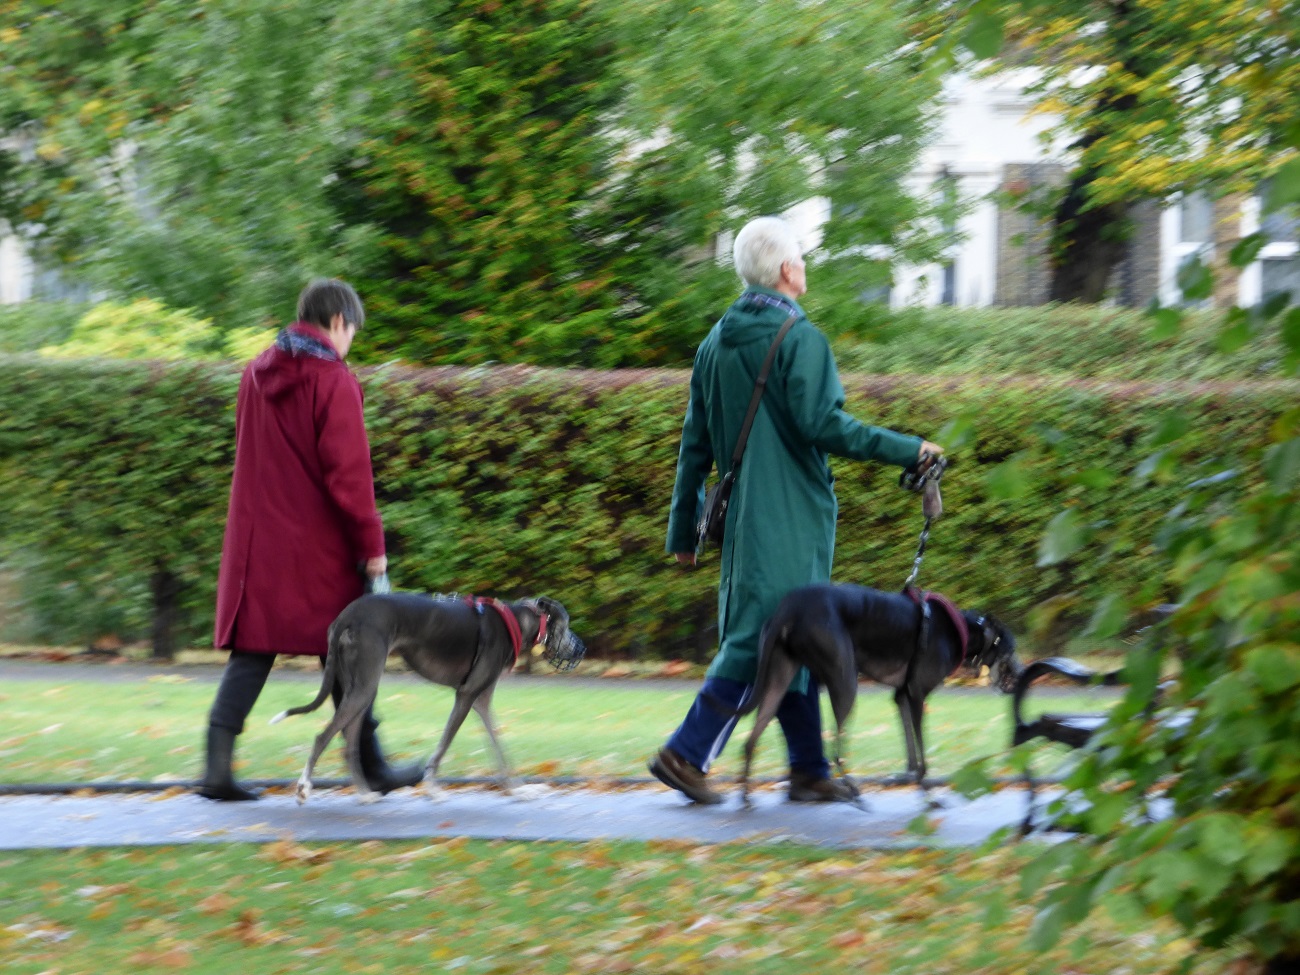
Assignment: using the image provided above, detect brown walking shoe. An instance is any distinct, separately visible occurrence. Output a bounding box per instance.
[648,747,724,805]
[787,770,858,803]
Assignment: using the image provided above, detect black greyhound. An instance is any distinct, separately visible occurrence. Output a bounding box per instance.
[722,583,1020,805]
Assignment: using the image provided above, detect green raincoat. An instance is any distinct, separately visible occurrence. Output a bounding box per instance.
[666,287,922,691]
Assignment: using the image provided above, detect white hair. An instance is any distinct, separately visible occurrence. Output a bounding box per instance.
[732,216,801,290]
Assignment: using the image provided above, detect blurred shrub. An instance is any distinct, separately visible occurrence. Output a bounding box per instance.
[0,301,86,352]
[0,355,1292,657]
[832,304,1287,380]
[39,299,274,362]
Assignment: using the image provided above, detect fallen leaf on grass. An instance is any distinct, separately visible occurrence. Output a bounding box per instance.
[230,910,282,946]
[76,884,129,899]
[127,946,191,969]
[258,840,333,866]
[197,892,237,915]
[7,920,72,944]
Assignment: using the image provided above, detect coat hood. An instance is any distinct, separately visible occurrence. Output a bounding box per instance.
[717,288,805,349]
[249,323,341,400]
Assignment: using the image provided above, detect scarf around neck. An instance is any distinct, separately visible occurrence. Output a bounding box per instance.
[275,326,339,361]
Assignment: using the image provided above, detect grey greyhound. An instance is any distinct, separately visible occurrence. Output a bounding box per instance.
[716,583,1020,805]
[271,592,585,804]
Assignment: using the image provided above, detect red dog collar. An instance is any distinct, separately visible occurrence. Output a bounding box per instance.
[464,596,524,664]
[904,587,970,672]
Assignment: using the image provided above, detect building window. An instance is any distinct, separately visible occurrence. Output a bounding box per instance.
[1259,197,1299,306]
[1179,192,1214,245]
[1261,258,1300,306]
[1163,191,1214,307]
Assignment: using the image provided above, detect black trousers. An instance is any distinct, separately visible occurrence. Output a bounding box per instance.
[208,650,378,736]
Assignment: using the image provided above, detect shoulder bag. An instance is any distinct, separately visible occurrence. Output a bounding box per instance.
[696,313,798,550]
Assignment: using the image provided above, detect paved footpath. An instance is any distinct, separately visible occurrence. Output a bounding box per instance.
[0,656,1061,850]
[0,784,1040,851]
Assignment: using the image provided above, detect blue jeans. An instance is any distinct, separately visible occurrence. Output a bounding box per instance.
[665,676,830,778]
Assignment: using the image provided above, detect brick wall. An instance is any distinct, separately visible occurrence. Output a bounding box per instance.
[994,162,1065,305]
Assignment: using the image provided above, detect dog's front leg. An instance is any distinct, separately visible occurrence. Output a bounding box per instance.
[471,689,520,797]
[898,690,942,810]
[893,688,922,781]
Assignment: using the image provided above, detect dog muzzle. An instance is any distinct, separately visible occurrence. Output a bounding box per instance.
[988,655,1021,694]
[542,630,586,672]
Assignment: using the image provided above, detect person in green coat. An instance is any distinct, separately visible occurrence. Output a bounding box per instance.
[649,216,943,805]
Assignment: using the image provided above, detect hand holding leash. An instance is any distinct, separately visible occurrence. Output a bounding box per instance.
[358,558,392,595]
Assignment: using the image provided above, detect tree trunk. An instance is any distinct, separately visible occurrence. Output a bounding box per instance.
[1048,166,1131,303]
[151,568,181,660]
[1046,0,1147,304]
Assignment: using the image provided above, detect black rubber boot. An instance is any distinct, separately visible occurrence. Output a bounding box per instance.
[197,725,261,802]
[357,721,424,795]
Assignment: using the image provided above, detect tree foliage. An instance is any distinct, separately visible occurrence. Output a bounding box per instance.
[592,0,946,357]
[0,0,944,366]
[330,0,630,366]
[916,0,1300,302]
[0,0,353,329]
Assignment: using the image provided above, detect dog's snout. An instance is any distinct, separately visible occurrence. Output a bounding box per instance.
[543,628,587,672]
[994,656,1022,694]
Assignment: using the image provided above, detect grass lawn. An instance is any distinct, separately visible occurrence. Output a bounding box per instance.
[0,838,1226,975]
[0,673,1105,785]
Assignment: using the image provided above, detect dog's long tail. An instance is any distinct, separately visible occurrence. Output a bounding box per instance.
[702,621,782,719]
[268,625,343,725]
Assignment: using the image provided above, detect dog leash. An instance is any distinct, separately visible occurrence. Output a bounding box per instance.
[900,453,947,590]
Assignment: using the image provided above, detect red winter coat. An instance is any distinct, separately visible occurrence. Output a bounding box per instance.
[213,323,385,656]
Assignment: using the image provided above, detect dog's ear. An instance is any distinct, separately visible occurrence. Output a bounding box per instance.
[531,595,568,623]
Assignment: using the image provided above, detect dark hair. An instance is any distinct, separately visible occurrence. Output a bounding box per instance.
[296,278,365,330]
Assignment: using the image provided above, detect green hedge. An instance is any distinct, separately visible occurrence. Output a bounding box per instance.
[831,305,1288,380]
[0,353,1293,656]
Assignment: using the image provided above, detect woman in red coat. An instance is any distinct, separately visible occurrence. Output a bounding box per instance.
[199,278,421,801]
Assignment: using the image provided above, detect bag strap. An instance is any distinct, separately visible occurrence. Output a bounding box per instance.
[730,313,798,470]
